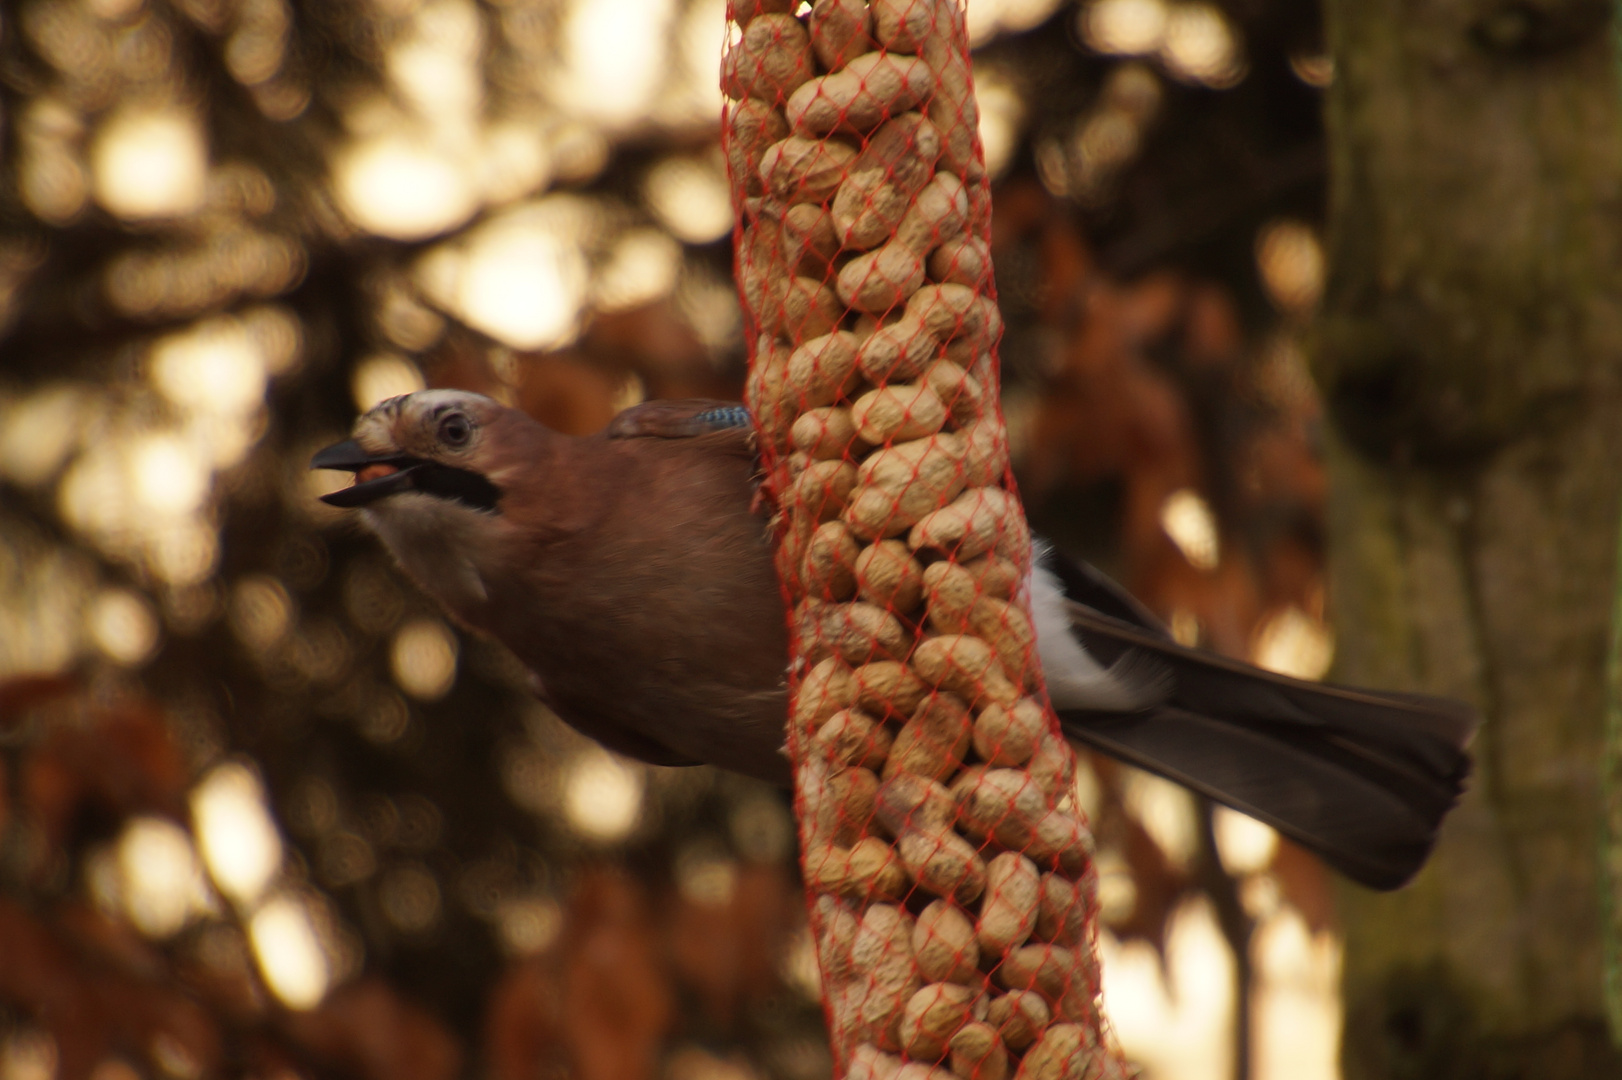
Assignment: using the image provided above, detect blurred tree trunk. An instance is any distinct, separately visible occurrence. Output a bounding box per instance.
[1314,1,1622,1077]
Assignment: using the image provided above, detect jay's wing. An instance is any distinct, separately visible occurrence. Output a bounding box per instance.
[1040,552,1477,890]
[605,400,757,459]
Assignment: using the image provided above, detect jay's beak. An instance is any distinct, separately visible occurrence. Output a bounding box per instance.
[310,439,425,508]
[311,439,504,512]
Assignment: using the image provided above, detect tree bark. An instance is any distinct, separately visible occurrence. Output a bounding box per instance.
[1314,1,1622,1076]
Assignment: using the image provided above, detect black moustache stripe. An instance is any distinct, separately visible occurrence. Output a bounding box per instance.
[415,464,503,512]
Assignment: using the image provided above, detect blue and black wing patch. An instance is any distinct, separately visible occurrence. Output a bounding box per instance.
[605,399,756,443]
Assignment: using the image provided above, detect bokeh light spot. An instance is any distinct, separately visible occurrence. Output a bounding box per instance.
[1161,3,1244,88]
[91,107,208,220]
[496,897,563,956]
[1253,606,1334,681]
[1256,220,1325,314]
[975,71,1025,181]
[552,0,676,128]
[334,135,477,241]
[644,154,733,245]
[133,434,210,516]
[0,384,86,487]
[594,228,682,312]
[351,353,426,412]
[149,319,269,417]
[447,205,592,350]
[1160,488,1220,571]
[1213,806,1279,876]
[391,618,458,701]
[192,761,284,908]
[89,587,161,666]
[1080,0,1168,55]
[1123,770,1198,869]
[116,816,204,938]
[564,747,643,842]
[249,894,332,1010]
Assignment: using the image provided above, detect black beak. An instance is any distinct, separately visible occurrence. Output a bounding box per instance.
[310,439,424,508]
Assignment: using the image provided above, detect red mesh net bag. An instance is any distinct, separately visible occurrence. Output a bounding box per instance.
[722,4,1125,1079]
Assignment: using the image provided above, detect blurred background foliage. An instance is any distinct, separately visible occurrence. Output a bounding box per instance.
[0,0,1348,1077]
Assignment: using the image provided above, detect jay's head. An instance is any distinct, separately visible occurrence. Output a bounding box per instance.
[312,389,507,514]
[312,390,530,612]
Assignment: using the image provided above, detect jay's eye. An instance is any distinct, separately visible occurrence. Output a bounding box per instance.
[438,413,472,447]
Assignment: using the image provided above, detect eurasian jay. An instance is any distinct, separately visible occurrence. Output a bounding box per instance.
[312,390,1475,889]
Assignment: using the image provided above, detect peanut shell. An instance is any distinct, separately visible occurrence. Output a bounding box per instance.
[1025,731,1074,796]
[833,172,912,251]
[855,659,931,718]
[783,203,841,276]
[805,601,910,665]
[849,1046,905,1080]
[779,277,845,341]
[787,52,934,134]
[1036,873,1088,947]
[793,406,863,461]
[857,314,939,382]
[851,381,948,443]
[1025,808,1094,875]
[1014,1025,1096,1080]
[724,14,815,105]
[786,458,857,522]
[909,487,1023,562]
[815,894,861,984]
[746,336,794,448]
[884,692,972,782]
[949,1023,1010,1080]
[906,283,980,339]
[804,520,861,600]
[871,0,937,52]
[825,766,880,844]
[727,99,790,196]
[787,331,862,409]
[795,656,859,733]
[960,421,1010,487]
[919,18,979,176]
[953,768,1048,847]
[846,434,969,539]
[985,991,1050,1052]
[973,699,1046,767]
[761,137,857,203]
[930,237,992,287]
[875,773,957,835]
[898,171,969,253]
[959,553,1022,600]
[898,823,987,904]
[923,360,986,424]
[851,904,921,1049]
[912,899,980,984]
[900,982,978,1061]
[815,708,893,770]
[855,540,927,614]
[977,852,1040,953]
[838,241,929,315]
[855,113,943,195]
[809,0,871,70]
[911,634,1019,706]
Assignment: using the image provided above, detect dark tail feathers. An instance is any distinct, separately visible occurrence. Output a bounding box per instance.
[1055,597,1476,891]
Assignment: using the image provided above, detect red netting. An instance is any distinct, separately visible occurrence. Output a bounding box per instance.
[722,4,1123,1078]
